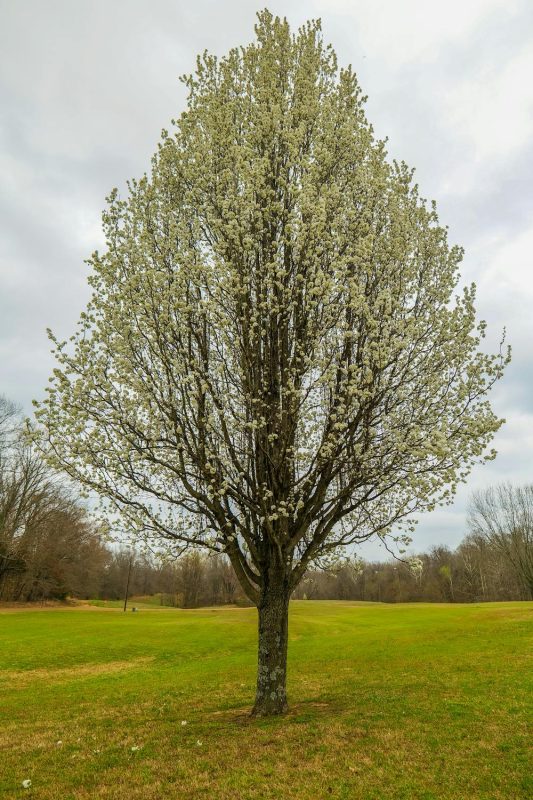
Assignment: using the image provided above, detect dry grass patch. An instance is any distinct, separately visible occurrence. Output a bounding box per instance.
[3,656,155,689]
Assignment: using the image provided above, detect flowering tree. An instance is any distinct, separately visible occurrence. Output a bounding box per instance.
[34,12,508,716]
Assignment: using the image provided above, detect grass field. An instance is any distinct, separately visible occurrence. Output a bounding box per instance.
[1,601,531,800]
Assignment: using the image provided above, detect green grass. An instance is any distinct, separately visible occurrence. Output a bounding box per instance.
[1,601,531,799]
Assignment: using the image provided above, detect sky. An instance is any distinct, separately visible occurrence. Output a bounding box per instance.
[1,0,532,559]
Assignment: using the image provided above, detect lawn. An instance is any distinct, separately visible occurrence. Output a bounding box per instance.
[0,601,531,799]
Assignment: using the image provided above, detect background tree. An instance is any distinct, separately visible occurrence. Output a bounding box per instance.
[0,395,109,602]
[0,395,27,590]
[468,484,533,599]
[7,498,109,602]
[33,12,508,715]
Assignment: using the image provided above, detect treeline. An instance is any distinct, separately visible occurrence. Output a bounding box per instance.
[99,550,248,607]
[2,533,528,606]
[2,396,532,605]
[293,537,528,603]
[99,530,532,605]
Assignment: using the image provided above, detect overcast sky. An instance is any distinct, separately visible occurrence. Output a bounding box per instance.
[1,0,532,559]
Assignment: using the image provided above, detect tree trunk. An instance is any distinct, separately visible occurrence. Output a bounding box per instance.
[252,580,290,716]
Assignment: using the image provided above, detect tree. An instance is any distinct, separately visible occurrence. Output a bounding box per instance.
[468,484,533,599]
[1,396,109,602]
[8,498,108,602]
[33,12,508,715]
[1,396,52,594]
[0,395,18,444]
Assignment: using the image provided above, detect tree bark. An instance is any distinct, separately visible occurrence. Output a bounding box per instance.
[252,578,290,716]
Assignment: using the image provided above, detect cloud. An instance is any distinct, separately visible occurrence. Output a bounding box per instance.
[318,0,520,65]
[445,42,533,162]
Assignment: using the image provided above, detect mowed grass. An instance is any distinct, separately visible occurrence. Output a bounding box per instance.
[1,602,531,800]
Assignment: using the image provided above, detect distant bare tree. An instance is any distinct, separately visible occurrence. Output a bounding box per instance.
[10,500,108,601]
[205,554,241,605]
[0,397,50,592]
[1,396,108,601]
[175,552,206,608]
[457,534,489,601]
[468,484,533,599]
